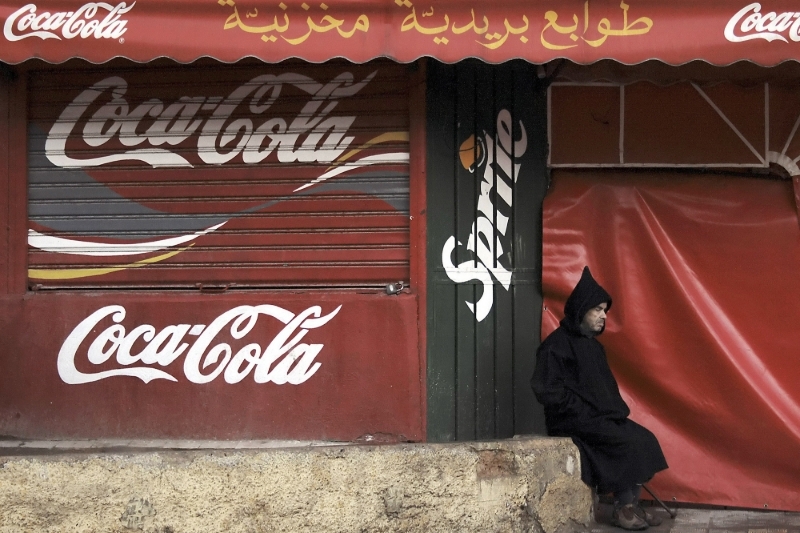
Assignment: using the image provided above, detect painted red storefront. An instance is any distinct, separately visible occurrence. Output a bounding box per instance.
[0,57,429,441]
[3,0,800,514]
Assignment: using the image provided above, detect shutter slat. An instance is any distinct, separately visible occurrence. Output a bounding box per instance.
[28,61,410,288]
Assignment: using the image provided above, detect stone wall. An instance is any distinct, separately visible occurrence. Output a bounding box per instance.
[0,437,591,533]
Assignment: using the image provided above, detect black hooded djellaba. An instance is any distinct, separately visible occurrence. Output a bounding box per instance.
[531,267,668,494]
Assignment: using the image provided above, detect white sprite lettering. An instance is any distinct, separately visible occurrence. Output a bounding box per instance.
[441,109,527,322]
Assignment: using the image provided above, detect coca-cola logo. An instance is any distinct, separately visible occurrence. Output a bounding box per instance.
[57,304,341,385]
[3,2,133,42]
[725,3,800,42]
[45,72,376,171]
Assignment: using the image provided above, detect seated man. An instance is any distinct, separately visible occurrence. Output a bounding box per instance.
[532,267,668,531]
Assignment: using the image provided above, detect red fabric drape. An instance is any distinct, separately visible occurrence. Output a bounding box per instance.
[794,176,800,225]
[542,171,800,511]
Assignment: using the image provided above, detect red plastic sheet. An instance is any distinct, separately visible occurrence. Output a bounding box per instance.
[541,171,800,511]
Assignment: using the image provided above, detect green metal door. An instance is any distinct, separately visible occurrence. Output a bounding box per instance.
[426,59,548,441]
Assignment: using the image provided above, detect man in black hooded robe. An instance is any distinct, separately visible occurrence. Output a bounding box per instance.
[532,267,668,530]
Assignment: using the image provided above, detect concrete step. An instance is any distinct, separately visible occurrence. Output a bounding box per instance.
[0,436,590,533]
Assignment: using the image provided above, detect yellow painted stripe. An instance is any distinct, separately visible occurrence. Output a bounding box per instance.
[328,131,409,170]
[29,246,192,281]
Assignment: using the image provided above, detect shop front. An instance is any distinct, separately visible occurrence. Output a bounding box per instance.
[1,50,427,441]
[2,0,800,513]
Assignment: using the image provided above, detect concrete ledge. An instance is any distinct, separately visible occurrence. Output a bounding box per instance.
[0,437,591,533]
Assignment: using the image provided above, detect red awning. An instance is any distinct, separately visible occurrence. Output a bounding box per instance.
[3,0,800,66]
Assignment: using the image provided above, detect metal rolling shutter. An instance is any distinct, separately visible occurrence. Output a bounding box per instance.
[27,60,410,289]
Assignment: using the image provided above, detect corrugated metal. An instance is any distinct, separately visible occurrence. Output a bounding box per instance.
[426,60,548,442]
[27,60,410,288]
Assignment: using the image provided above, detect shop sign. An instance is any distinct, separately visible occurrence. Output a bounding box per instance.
[57,303,342,385]
[724,3,800,42]
[45,71,375,170]
[441,109,527,322]
[3,1,133,41]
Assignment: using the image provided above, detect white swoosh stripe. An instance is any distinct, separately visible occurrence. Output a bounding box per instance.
[28,222,226,257]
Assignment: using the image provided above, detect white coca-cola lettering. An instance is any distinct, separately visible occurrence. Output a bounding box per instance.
[45,71,375,169]
[57,304,341,385]
[4,2,133,42]
[724,3,800,43]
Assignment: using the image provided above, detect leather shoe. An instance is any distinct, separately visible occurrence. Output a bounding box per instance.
[612,503,649,530]
[634,505,663,527]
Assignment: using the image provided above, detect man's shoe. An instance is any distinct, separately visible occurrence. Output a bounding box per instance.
[612,503,649,531]
[634,505,663,527]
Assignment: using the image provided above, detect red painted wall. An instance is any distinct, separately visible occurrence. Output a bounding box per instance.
[0,291,423,440]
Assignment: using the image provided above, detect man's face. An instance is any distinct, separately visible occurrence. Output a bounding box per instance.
[582,302,608,333]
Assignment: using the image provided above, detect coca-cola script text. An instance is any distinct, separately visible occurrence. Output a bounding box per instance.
[57,304,341,385]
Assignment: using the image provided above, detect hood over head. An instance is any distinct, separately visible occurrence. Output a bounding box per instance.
[560,266,613,335]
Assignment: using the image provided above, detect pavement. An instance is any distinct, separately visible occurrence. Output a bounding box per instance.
[590,502,800,533]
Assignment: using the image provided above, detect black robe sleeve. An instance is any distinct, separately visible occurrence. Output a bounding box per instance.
[531,339,595,424]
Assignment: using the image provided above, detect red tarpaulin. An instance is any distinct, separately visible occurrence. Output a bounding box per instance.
[542,171,800,511]
[3,0,800,65]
